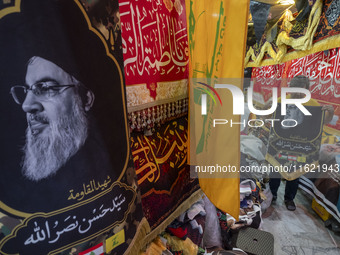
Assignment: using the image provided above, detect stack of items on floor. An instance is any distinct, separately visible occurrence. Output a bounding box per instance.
[141,180,273,255]
[141,198,204,254]
[141,128,273,254]
[217,178,265,251]
[141,197,247,254]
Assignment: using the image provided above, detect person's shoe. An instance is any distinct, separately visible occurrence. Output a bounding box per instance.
[285,200,296,211]
[272,195,277,202]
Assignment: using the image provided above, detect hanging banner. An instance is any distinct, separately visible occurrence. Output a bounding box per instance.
[187,0,250,218]
[119,0,189,109]
[252,47,340,135]
[287,48,340,134]
[130,117,200,238]
[245,0,340,67]
[0,1,146,254]
[251,63,286,107]
[266,105,324,180]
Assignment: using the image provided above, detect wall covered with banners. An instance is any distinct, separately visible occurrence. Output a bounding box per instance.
[117,0,201,243]
[252,47,340,135]
[120,0,189,133]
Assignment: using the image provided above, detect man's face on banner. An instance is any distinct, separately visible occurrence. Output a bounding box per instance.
[319,143,340,163]
[282,104,304,129]
[21,56,89,181]
[23,57,77,136]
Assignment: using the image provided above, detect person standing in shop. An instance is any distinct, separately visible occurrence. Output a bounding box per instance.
[269,75,334,211]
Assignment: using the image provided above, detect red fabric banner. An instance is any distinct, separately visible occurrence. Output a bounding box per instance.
[119,0,189,99]
[252,48,340,133]
[252,63,286,106]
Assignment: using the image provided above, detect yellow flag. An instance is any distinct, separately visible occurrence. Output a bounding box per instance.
[105,229,125,253]
[186,0,249,218]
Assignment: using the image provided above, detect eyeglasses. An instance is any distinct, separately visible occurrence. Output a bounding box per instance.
[10,81,75,105]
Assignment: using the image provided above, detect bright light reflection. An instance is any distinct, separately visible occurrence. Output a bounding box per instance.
[278,0,295,5]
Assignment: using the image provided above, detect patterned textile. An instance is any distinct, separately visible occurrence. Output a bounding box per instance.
[245,0,340,67]
[299,175,340,222]
[83,0,189,133]
[130,117,200,236]
[314,0,340,43]
[119,0,189,89]
[250,1,271,42]
[251,48,340,136]
[246,0,322,66]
[127,99,188,133]
[119,0,189,112]
[250,63,286,108]
[266,105,324,180]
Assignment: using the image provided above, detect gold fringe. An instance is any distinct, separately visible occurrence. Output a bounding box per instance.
[141,189,203,249]
[265,154,319,181]
[276,0,322,51]
[124,217,151,255]
[245,0,326,67]
[246,33,340,67]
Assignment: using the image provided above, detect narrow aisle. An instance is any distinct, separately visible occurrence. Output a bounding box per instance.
[261,181,340,255]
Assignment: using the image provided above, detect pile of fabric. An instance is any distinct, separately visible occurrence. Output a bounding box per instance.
[142,178,273,255]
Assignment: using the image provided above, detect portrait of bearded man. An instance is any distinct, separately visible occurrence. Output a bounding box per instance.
[13,56,95,182]
[0,0,128,213]
[9,56,94,182]
[319,142,340,164]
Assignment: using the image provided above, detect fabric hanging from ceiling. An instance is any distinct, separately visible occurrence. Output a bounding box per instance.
[130,116,201,243]
[246,0,340,67]
[250,1,271,42]
[186,0,250,219]
[119,0,190,133]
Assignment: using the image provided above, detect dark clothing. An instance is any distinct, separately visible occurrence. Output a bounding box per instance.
[269,177,300,201]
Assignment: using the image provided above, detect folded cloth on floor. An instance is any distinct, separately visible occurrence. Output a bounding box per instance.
[238,204,262,229]
[167,224,188,240]
[177,199,206,222]
[240,179,256,198]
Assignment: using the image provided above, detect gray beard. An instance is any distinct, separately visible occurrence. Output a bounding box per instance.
[319,144,338,163]
[22,98,88,182]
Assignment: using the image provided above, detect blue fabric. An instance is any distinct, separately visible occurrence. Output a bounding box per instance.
[240,198,249,208]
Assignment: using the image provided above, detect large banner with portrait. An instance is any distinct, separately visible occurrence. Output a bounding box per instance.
[0,1,146,254]
[266,105,324,180]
